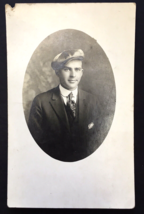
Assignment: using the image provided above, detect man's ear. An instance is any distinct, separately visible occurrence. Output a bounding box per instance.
[55,70,59,76]
[81,68,84,75]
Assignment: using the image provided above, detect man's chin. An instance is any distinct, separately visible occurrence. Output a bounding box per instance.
[65,83,78,90]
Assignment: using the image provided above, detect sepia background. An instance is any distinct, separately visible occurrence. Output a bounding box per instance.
[23,29,116,146]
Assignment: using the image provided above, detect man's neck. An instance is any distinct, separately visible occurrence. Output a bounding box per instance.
[60,84,77,91]
[59,84,78,97]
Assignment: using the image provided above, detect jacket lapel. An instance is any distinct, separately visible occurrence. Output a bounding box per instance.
[78,89,88,133]
[50,86,70,132]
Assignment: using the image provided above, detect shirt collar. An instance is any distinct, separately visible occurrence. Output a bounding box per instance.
[59,84,78,97]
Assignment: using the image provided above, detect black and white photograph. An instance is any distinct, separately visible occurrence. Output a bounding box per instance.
[6,3,135,208]
[23,29,116,162]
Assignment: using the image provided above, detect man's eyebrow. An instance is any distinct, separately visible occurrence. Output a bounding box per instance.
[63,66,81,69]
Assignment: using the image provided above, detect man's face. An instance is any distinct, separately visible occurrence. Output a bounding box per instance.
[56,60,83,90]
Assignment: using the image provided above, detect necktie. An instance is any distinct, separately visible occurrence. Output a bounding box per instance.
[67,92,76,118]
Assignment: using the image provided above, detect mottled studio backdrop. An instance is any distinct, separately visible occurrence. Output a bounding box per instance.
[23,29,116,144]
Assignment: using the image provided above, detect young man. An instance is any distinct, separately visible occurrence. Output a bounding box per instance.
[28,49,101,162]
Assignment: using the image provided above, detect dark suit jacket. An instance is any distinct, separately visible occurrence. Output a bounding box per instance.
[28,86,101,162]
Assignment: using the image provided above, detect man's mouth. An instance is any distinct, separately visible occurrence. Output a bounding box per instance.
[68,80,77,83]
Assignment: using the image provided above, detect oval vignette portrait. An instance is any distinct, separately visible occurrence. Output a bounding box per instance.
[22,29,116,162]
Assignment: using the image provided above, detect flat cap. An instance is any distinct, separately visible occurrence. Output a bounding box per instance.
[51,49,84,70]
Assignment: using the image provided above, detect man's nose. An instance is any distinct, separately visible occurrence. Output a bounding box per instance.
[70,69,76,77]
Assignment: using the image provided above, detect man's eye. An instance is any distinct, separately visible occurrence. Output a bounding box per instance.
[75,68,81,71]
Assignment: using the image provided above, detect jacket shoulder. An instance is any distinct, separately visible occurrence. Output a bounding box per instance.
[79,89,97,101]
[79,89,101,117]
[33,87,57,103]
[79,89,101,110]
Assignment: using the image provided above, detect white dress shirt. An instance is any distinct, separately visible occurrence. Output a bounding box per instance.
[59,84,78,105]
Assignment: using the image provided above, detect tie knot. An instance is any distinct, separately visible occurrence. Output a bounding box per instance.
[69,92,74,100]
